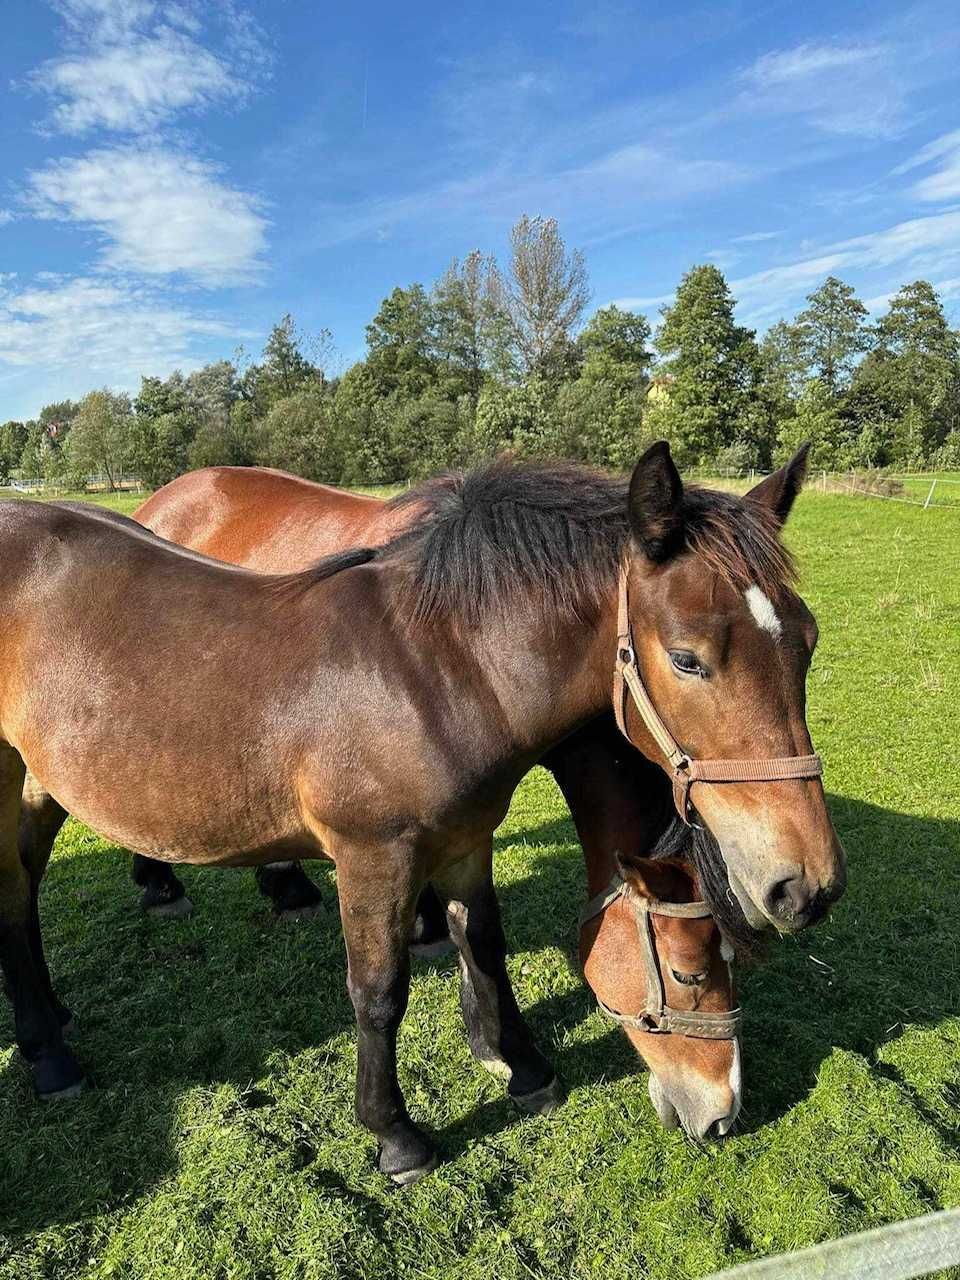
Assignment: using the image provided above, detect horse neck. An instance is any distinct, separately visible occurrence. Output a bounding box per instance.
[470,593,620,762]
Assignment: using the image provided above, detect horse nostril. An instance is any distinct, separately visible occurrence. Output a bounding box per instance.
[763,871,811,922]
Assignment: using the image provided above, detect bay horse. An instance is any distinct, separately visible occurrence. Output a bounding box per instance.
[0,445,844,1182]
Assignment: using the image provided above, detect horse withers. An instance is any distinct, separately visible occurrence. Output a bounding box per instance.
[0,444,843,1181]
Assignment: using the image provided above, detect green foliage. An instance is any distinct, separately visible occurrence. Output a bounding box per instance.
[365,285,439,400]
[776,380,850,469]
[256,384,343,482]
[794,276,870,396]
[64,389,134,489]
[0,421,27,483]
[651,265,761,465]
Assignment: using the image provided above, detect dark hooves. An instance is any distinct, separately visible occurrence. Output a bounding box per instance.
[388,1153,439,1186]
[144,894,194,919]
[32,1049,86,1101]
[275,904,325,923]
[376,1130,439,1187]
[510,1074,567,1116]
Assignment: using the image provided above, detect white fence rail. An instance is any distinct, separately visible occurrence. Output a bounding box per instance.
[709,1207,960,1280]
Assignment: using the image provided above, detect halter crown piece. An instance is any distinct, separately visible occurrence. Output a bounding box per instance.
[579,873,741,1040]
[613,565,824,823]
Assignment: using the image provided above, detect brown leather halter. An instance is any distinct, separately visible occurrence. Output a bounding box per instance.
[613,565,823,823]
[579,873,742,1040]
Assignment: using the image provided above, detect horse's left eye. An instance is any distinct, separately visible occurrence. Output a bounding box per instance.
[671,969,708,986]
[669,650,705,677]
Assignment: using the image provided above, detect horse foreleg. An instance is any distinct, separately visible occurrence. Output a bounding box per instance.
[1,746,84,1098]
[433,845,564,1114]
[335,841,437,1185]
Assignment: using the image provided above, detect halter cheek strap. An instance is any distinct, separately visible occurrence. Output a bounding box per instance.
[579,873,741,1040]
[613,565,823,823]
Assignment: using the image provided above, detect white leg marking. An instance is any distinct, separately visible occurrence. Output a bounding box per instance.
[745,585,782,639]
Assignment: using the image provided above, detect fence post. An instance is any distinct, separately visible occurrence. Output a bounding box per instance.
[923,479,937,509]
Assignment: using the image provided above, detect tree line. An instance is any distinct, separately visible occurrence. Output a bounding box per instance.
[3,215,960,492]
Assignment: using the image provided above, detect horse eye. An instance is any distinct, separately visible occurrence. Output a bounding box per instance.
[671,969,708,987]
[669,650,705,678]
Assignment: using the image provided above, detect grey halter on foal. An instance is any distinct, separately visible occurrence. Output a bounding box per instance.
[579,873,742,1040]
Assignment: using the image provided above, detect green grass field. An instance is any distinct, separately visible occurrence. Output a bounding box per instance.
[1,489,959,1279]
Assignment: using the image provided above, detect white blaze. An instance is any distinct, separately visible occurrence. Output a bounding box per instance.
[745,584,782,639]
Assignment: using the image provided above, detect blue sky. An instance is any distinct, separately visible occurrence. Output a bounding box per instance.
[2,0,960,420]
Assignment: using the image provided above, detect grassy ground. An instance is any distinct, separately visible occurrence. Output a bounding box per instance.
[0,488,149,516]
[1,490,959,1279]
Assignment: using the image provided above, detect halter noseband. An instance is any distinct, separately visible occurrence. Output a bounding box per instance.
[613,565,823,823]
[579,873,741,1040]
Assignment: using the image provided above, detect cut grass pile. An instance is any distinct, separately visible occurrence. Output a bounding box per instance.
[0,490,958,1279]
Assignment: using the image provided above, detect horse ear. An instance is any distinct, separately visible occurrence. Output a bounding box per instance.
[617,851,695,904]
[746,443,810,528]
[628,441,684,561]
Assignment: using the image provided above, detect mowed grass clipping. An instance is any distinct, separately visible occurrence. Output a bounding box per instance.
[1,491,959,1280]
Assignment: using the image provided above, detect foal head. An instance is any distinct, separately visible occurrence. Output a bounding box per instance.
[581,852,740,1140]
[621,442,846,933]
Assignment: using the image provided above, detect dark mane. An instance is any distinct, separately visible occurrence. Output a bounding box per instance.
[266,546,378,602]
[375,458,796,626]
[651,815,768,963]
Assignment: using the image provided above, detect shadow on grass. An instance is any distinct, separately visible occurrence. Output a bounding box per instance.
[1,793,958,1233]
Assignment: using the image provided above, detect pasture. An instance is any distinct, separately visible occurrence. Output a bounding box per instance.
[0,489,958,1280]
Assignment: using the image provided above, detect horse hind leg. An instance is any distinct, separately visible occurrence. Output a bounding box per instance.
[1,747,84,1098]
[132,854,192,919]
[254,861,324,920]
[433,845,564,1114]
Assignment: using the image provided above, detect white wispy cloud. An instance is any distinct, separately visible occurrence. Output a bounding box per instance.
[612,211,960,321]
[739,40,905,137]
[730,230,782,244]
[308,142,744,249]
[0,210,14,226]
[0,275,240,411]
[893,128,960,201]
[35,30,243,134]
[746,42,886,85]
[27,147,268,286]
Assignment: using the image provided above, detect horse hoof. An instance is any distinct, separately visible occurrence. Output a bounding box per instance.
[511,1074,566,1116]
[145,895,193,919]
[388,1153,439,1187]
[409,937,456,958]
[275,904,324,923]
[39,1077,86,1102]
[32,1050,86,1101]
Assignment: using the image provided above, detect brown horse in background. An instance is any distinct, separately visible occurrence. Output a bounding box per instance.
[2,445,843,1181]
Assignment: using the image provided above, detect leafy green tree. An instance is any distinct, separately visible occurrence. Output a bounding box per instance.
[18,422,45,479]
[64,390,134,490]
[256,383,343,481]
[388,390,469,479]
[132,375,194,488]
[577,306,652,391]
[187,399,259,470]
[38,399,79,446]
[649,265,761,465]
[432,251,500,399]
[868,280,960,457]
[333,364,398,484]
[776,380,849,470]
[795,276,869,396]
[365,286,438,399]
[0,420,27,482]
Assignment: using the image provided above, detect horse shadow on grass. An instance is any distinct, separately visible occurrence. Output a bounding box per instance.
[1,794,958,1234]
